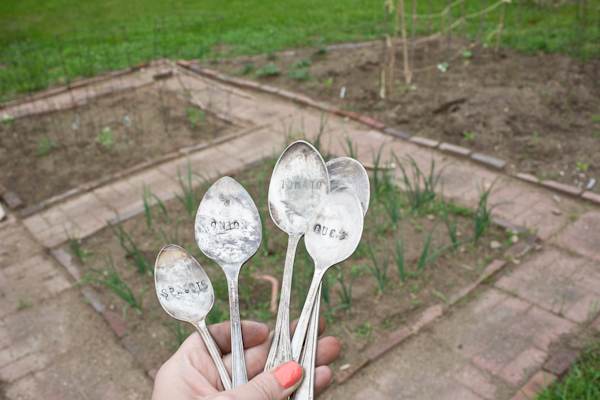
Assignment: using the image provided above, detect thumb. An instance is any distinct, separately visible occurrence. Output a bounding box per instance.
[220,361,303,400]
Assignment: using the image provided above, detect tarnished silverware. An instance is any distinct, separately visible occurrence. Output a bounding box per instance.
[265,141,329,371]
[291,188,364,400]
[326,157,370,217]
[293,158,370,398]
[155,244,232,390]
[195,177,262,387]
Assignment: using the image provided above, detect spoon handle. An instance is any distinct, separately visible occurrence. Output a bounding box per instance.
[291,283,321,400]
[291,272,323,362]
[226,274,248,387]
[194,319,232,391]
[265,234,301,370]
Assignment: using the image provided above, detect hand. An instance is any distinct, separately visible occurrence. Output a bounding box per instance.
[152,316,340,400]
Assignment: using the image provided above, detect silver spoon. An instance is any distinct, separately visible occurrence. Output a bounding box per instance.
[326,157,370,217]
[290,188,364,400]
[155,244,232,390]
[195,177,262,387]
[265,140,329,371]
[293,159,370,399]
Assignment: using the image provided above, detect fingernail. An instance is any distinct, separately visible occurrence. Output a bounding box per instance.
[274,361,302,389]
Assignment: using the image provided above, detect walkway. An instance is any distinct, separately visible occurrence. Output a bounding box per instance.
[1,59,599,400]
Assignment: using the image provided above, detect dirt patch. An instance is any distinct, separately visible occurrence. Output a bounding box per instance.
[0,84,236,206]
[208,40,600,193]
[66,157,523,375]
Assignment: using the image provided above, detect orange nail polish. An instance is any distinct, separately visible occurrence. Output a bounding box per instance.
[274,361,302,389]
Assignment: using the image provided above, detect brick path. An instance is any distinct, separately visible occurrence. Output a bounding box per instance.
[2,63,599,399]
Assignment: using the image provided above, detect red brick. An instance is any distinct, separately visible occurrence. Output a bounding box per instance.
[563,292,600,323]
[515,173,540,184]
[5,376,44,399]
[499,347,547,386]
[259,85,279,94]
[84,379,123,400]
[582,190,600,204]
[477,260,507,284]
[510,370,556,400]
[439,142,472,156]
[453,364,496,400]
[278,89,298,100]
[358,115,386,130]
[366,328,411,360]
[0,326,11,350]
[544,347,580,376]
[336,358,369,384]
[515,199,565,240]
[540,180,582,196]
[383,127,412,140]
[508,307,575,352]
[470,153,507,170]
[0,334,44,368]
[411,304,445,333]
[50,248,82,281]
[555,211,600,262]
[409,136,439,148]
[35,364,86,400]
[0,351,52,382]
[101,310,126,338]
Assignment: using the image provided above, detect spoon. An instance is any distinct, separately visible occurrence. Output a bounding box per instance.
[290,188,364,399]
[292,159,370,399]
[195,176,262,387]
[155,244,232,390]
[326,157,370,217]
[265,140,329,371]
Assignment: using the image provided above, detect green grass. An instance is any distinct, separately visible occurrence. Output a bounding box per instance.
[1,1,598,101]
[536,344,600,400]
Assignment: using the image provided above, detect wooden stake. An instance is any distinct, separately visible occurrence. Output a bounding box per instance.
[379,2,390,99]
[475,0,487,57]
[410,0,416,73]
[400,0,411,84]
[425,0,432,72]
[462,0,466,39]
[447,0,452,58]
[494,1,505,55]
[389,0,399,97]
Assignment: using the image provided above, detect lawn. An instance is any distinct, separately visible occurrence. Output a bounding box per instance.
[1,0,598,100]
[537,335,600,400]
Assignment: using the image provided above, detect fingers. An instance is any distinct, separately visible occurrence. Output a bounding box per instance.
[208,361,303,400]
[208,320,270,355]
[314,365,333,396]
[315,336,341,367]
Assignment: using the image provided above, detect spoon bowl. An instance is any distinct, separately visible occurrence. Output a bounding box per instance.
[195,176,262,387]
[326,157,370,217]
[155,244,232,390]
[265,140,329,370]
[291,187,364,360]
[291,188,364,400]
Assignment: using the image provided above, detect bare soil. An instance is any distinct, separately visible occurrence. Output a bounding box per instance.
[209,39,600,194]
[0,84,236,206]
[66,159,521,377]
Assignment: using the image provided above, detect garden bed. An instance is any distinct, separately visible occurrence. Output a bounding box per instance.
[0,84,236,207]
[207,40,600,194]
[67,147,527,378]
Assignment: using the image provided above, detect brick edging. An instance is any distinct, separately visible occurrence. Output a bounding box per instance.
[336,259,508,384]
[508,312,600,400]
[176,60,600,207]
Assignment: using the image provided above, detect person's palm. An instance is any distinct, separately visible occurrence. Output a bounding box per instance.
[152,317,340,400]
